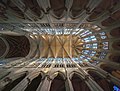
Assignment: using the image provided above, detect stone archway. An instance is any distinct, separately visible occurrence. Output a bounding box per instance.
[71,73,90,91]
[88,70,113,91]
[50,73,66,91]
[24,74,42,91]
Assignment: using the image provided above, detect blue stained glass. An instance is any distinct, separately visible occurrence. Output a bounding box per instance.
[113,85,120,91]
[99,32,105,35]
[101,36,106,39]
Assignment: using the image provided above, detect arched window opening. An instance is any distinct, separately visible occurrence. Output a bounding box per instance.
[2,73,27,91]
[24,74,42,91]
[50,74,66,91]
[88,71,113,91]
[49,0,66,19]
[71,73,90,91]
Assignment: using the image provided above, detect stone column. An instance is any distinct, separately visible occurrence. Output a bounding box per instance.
[37,76,52,91]
[66,78,74,91]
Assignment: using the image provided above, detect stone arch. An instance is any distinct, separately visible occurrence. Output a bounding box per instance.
[87,0,118,21]
[39,71,45,78]
[101,10,120,26]
[2,35,30,58]
[69,0,89,19]
[0,70,11,81]
[2,71,28,91]
[70,71,91,91]
[69,71,85,80]
[49,0,66,19]
[22,0,44,18]
[24,73,42,91]
[0,37,9,58]
[49,71,66,80]
[87,69,113,91]
[25,71,44,80]
[85,68,106,78]
[50,72,66,91]
[25,35,38,59]
[7,0,25,19]
[100,64,120,79]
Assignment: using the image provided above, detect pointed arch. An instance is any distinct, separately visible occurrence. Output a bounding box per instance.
[50,71,66,80]
[87,70,113,91]
[24,73,42,91]
[50,72,66,91]
[2,72,27,91]
[70,72,91,91]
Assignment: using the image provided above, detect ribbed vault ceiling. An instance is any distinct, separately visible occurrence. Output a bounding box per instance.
[0,0,120,65]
